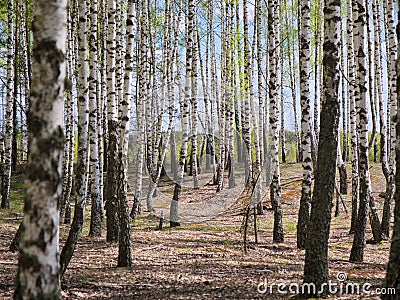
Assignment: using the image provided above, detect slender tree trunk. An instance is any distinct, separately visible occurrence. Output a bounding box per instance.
[11,0,19,173]
[208,0,218,184]
[191,9,200,190]
[287,24,301,163]
[297,0,312,250]
[61,16,75,220]
[88,0,102,237]
[105,0,120,242]
[268,0,284,243]
[382,7,400,297]
[60,0,89,276]
[170,0,194,227]
[376,0,391,238]
[337,142,348,195]
[116,0,136,267]
[1,0,14,209]
[216,2,226,192]
[366,0,377,162]
[350,0,383,262]
[347,0,359,235]
[241,0,252,188]
[381,0,397,239]
[225,2,235,189]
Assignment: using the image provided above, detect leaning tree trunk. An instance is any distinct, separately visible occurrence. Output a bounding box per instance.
[381,0,397,238]
[14,0,67,297]
[302,0,341,295]
[297,0,313,250]
[60,0,89,277]
[375,0,391,237]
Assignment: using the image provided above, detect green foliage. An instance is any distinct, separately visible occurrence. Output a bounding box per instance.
[10,191,25,211]
[10,182,25,189]
[285,221,297,233]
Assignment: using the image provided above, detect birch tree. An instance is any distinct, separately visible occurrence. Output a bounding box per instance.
[88,0,102,237]
[347,0,358,234]
[116,0,136,267]
[297,0,312,249]
[60,0,89,276]
[383,5,400,295]
[381,0,397,238]
[268,0,284,242]
[349,0,382,263]
[302,0,340,294]
[14,0,67,297]
[170,0,194,227]
[1,0,14,209]
[105,0,120,242]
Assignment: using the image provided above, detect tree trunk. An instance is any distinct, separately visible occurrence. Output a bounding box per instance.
[14,0,67,297]
[297,0,312,250]
[268,0,284,243]
[241,0,252,188]
[302,0,340,295]
[1,0,14,209]
[88,0,102,237]
[381,0,397,239]
[347,0,358,235]
[383,6,400,296]
[350,0,383,262]
[105,0,119,243]
[170,0,194,227]
[60,0,89,276]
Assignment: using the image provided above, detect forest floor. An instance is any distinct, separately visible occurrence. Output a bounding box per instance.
[0,163,392,299]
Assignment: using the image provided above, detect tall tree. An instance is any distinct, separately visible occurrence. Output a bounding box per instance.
[14,0,67,297]
[302,0,341,295]
[241,0,253,188]
[297,0,313,249]
[350,0,383,262]
[268,0,284,242]
[60,0,89,276]
[116,0,136,267]
[105,0,120,242]
[376,0,391,237]
[383,5,400,297]
[169,0,194,227]
[381,0,397,238]
[88,0,102,237]
[1,0,15,209]
[346,0,358,234]
[132,0,147,216]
